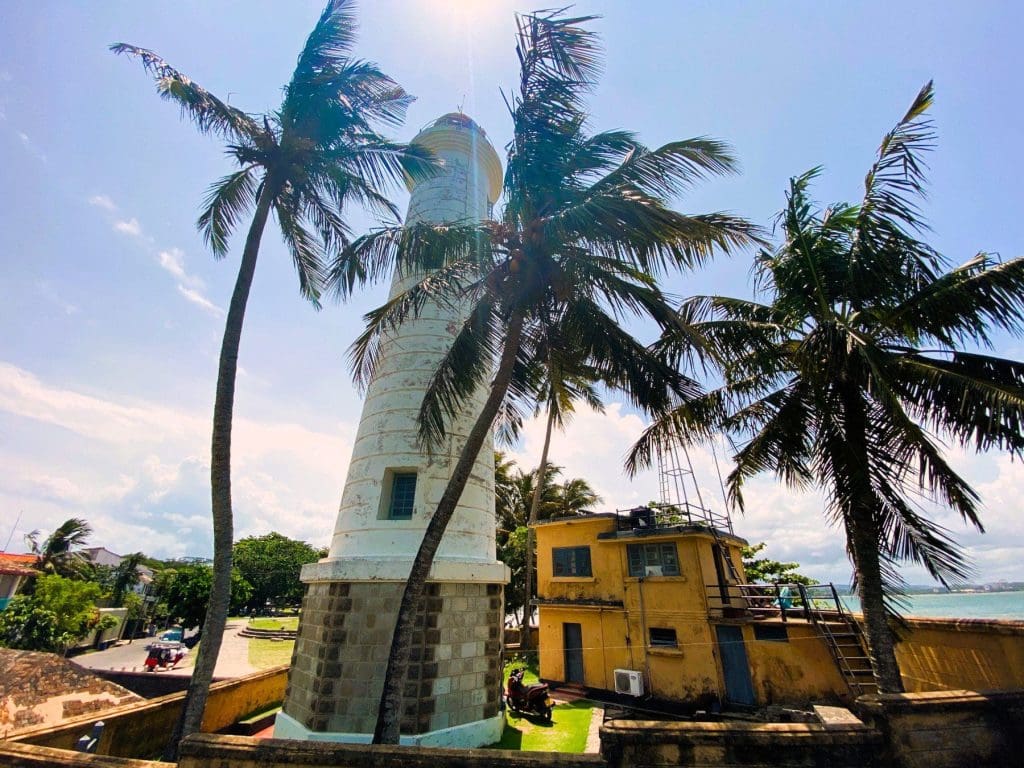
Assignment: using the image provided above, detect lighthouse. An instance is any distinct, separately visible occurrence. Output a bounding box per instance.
[276,114,508,748]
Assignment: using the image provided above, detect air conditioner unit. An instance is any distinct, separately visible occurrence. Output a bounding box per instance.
[645,565,664,577]
[614,669,644,697]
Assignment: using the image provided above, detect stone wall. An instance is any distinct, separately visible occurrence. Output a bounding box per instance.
[178,734,605,768]
[283,581,503,736]
[600,717,884,767]
[856,688,1024,768]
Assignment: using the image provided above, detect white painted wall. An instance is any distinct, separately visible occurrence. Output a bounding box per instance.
[309,114,507,584]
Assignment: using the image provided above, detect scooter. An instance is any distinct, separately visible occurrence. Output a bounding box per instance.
[505,667,554,721]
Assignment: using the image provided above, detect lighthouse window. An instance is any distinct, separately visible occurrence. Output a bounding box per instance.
[388,473,417,519]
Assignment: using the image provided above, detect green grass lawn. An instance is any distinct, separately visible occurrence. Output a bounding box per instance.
[249,617,300,631]
[489,698,596,752]
[248,638,295,668]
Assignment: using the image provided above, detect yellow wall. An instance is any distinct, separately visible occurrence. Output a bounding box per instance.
[536,516,752,704]
[896,617,1024,692]
[11,666,288,758]
[743,622,850,704]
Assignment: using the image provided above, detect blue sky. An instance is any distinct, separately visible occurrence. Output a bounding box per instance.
[1,1,1022,584]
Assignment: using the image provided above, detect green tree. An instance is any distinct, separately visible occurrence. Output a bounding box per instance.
[0,575,113,653]
[740,543,814,585]
[24,518,93,583]
[336,10,756,742]
[113,2,431,754]
[233,532,322,611]
[630,83,1024,693]
[160,564,252,631]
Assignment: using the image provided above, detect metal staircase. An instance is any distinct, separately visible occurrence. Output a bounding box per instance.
[798,584,878,696]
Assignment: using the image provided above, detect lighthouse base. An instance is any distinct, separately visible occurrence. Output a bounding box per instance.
[278,579,505,745]
[273,708,506,748]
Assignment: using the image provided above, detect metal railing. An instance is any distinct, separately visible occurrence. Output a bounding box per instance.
[615,503,734,536]
[704,582,852,621]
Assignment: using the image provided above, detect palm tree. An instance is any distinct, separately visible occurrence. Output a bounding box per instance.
[24,518,93,582]
[113,1,432,756]
[333,9,757,742]
[552,477,601,518]
[111,552,146,607]
[629,83,1024,693]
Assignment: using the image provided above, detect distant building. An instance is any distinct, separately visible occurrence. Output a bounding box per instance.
[0,553,36,611]
[79,547,154,600]
[533,507,876,708]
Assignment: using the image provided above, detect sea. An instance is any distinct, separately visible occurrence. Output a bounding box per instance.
[839,590,1024,621]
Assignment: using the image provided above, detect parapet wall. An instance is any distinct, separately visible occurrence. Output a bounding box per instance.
[8,665,287,759]
[857,688,1024,768]
[897,617,1024,692]
[600,718,883,767]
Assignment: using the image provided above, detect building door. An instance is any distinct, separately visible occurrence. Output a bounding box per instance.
[715,625,755,706]
[563,623,584,683]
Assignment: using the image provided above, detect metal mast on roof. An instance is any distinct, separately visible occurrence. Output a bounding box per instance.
[655,437,734,535]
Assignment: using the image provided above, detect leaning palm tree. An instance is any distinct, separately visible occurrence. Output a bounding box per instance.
[629,83,1024,693]
[24,517,93,582]
[113,1,432,756]
[332,9,757,742]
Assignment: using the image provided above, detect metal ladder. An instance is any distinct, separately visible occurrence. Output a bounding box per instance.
[798,584,878,696]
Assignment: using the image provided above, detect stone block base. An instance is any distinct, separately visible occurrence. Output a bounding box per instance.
[280,580,504,740]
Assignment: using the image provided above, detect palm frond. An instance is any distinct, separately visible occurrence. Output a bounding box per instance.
[274,191,327,305]
[417,297,501,450]
[110,44,261,140]
[197,166,260,257]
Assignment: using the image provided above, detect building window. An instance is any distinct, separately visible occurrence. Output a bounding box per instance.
[753,624,789,642]
[388,473,417,519]
[649,627,678,647]
[552,546,592,577]
[627,542,680,577]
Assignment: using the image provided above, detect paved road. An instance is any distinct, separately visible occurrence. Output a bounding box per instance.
[72,619,257,678]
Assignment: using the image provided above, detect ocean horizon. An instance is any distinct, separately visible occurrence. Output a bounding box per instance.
[839,590,1024,620]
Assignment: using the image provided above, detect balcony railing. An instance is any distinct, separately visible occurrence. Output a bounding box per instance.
[705,582,852,622]
[615,503,734,536]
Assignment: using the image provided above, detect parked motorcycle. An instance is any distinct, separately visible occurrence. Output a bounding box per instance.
[505,667,554,721]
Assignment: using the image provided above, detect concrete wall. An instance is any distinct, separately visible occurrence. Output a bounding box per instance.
[9,666,287,759]
[857,688,1024,768]
[743,621,851,705]
[896,617,1024,692]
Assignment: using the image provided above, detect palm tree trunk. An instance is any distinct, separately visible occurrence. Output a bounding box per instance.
[848,510,905,694]
[162,181,276,761]
[520,406,556,651]
[373,311,525,745]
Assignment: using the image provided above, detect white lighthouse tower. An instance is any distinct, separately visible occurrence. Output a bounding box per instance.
[276,114,508,748]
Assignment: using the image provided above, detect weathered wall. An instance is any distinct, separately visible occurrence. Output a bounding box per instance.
[743,621,851,705]
[88,669,201,699]
[600,717,883,767]
[8,665,287,759]
[856,688,1024,768]
[283,581,503,736]
[0,741,165,768]
[178,734,606,768]
[896,617,1024,692]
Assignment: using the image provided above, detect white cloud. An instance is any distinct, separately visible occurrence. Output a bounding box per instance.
[88,194,118,212]
[506,404,1024,586]
[16,130,46,162]
[177,285,224,317]
[0,362,352,559]
[113,218,143,237]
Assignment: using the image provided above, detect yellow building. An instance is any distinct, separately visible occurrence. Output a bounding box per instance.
[533,507,871,708]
